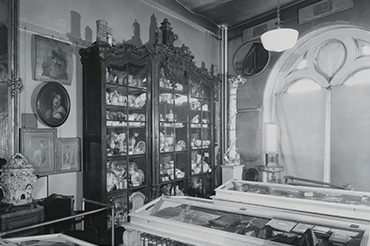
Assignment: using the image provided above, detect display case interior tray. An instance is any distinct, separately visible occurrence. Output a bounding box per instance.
[213,180,370,221]
[126,196,369,246]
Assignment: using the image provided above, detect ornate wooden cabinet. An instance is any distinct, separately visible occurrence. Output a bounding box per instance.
[149,19,218,199]
[80,42,151,238]
[80,19,219,234]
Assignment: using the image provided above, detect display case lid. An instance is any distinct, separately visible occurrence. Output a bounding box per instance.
[214,180,370,221]
[127,196,369,246]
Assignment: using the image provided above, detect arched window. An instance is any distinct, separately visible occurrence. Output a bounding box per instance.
[264,25,370,191]
[285,79,321,93]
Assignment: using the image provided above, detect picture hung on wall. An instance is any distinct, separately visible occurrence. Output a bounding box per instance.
[36,81,70,127]
[34,34,73,85]
[20,128,57,176]
[58,137,81,173]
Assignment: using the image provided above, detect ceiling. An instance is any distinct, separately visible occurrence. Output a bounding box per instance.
[175,0,297,27]
[149,0,320,36]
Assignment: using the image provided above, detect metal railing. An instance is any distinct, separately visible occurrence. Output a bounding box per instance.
[0,198,115,246]
[284,175,346,190]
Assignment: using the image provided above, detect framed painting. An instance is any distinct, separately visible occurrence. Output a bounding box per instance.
[34,34,73,85]
[0,0,21,159]
[36,81,70,127]
[57,137,81,173]
[20,128,57,176]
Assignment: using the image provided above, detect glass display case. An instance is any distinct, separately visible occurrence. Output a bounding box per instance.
[213,180,370,221]
[124,196,369,246]
[80,18,219,237]
[157,66,189,197]
[188,74,214,198]
[154,64,217,198]
[105,60,150,222]
[80,43,151,235]
[148,19,218,199]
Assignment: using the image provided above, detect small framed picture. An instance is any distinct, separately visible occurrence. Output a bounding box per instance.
[36,81,70,127]
[20,128,57,176]
[58,137,81,173]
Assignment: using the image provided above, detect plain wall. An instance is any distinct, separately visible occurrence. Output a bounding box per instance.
[18,0,221,206]
[228,0,370,169]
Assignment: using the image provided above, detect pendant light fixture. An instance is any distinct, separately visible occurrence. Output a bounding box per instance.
[260,0,299,52]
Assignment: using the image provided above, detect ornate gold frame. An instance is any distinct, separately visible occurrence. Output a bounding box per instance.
[0,0,22,158]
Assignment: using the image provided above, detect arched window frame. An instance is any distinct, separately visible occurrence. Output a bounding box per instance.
[263,24,370,182]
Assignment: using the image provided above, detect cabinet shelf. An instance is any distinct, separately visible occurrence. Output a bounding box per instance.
[108,185,147,196]
[107,153,128,158]
[128,153,146,158]
[107,155,128,161]
[159,177,187,185]
[106,82,127,88]
[159,87,187,94]
[106,104,127,110]
[127,107,145,111]
[128,86,147,91]
[190,109,211,113]
[106,122,127,129]
[106,83,147,92]
[190,124,211,128]
[191,146,212,150]
[190,95,213,100]
[160,150,188,154]
[191,172,212,177]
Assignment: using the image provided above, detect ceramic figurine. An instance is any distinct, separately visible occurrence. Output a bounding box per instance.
[108,132,117,150]
[110,90,120,105]
[192,115,200,123]
[175,83,184,91]
[117,133,126,153]
[129,132,139,154]
[166,109,174,121]
[175,185,184,196]
[118,94,126,106]
[135,93,146,108]
[106,91,110,104]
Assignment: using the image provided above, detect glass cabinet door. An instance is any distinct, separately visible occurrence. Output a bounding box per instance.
[158,66,188,196]
[105,61,150,225]
[189,75,214,197]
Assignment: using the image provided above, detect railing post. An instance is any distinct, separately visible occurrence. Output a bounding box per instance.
[111,204,115,246]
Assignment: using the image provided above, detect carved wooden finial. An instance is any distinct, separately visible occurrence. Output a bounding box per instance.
[160,18,178,46]
[8,70,23,98]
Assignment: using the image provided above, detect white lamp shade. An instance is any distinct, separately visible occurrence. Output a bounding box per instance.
[261,28,299,52]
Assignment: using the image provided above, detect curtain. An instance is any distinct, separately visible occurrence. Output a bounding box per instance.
[276,89,326,181]
[331,82,370,191]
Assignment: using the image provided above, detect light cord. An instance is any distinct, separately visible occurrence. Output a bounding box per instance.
[277,0,281,28]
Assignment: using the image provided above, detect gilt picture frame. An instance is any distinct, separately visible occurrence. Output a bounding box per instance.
[20,128,57,176]
[0,0,19,159]
[58,137,81,173]
[34,34,73,85]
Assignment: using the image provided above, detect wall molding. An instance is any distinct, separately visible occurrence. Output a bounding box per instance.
[139,0,220,38]
[19,20,90,48]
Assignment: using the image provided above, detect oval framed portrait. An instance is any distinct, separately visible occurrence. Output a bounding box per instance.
[233,41,269,77]
[36,81,70,127]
